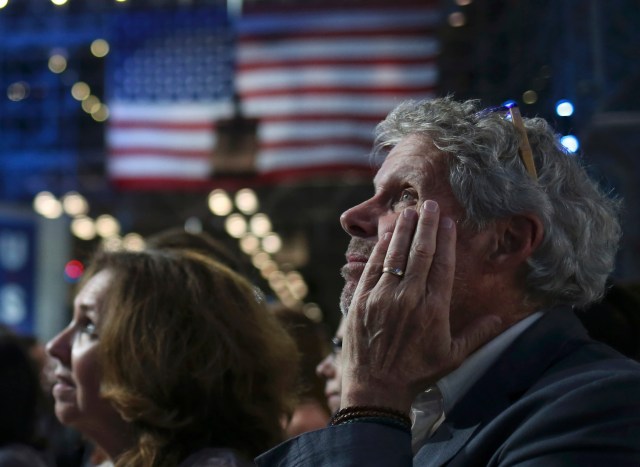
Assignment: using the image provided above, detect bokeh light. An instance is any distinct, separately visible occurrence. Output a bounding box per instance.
[81,95,101,114]
[224,213,247,238]
[90,39,110,58]
[48,54,67,73]
[522,90,538,105]
[249,213,272,237]
[71,216,97,240]
[91,104,110,122]
[95,214,120,238]
[235,188,259,214]
[71,82,91,101]
[7,81,29,102]
[262,232,282,254]
[123,233,145,251]
[33,192,63,219]
[239,233,260,254]
[555,99,574,117]
[102,236,123,252]
[64,260,84,282]
[207,189,233,216]
[62,191,89,217]
[560,135,579,153]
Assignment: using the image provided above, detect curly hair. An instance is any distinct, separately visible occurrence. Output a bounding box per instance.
[84,249,298,467]
[374,96,621,307]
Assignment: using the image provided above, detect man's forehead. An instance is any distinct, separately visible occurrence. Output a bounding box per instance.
[373,135,446,186]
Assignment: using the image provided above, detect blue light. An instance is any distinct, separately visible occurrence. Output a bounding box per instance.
[560,135,579,153]
[502,99,517,108]
[556,99,574,117]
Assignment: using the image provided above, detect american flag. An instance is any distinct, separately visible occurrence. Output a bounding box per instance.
[235,2,441,180]
[106,9,235,189]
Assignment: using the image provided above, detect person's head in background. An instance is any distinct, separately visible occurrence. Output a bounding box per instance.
[47,248,298,466]
[145,227,247,275]
[315,316,347,415]
[271,305,332,437]
[0,326,43,450]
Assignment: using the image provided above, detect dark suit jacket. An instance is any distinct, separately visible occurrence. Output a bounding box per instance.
[256,309,640,466]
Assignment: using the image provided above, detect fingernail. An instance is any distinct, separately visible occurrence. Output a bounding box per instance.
[441,217,454,229]
[424,200,438,212]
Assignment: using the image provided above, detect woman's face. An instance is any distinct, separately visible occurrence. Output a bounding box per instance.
[46,269,127,443]
[316,317,347,414]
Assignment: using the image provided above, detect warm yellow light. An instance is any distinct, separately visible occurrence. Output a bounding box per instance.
[71,216,97,240]
[280,295,300,310]
[259,260,278,278]
[90,39,110,58]
[81,95,101,114]
[262,233,282,254]
[224,214,247,238]
[48,54,67,73]
[207,189,233,216]
[268,271,287,292]
[251,251,271,269]
[33,191,63,219]
[0,0,9,10]
[91,104,110,122]
[235,188,259,214]
[286,270,304,284]
[239,233,260,254]
[51,0,68,5]
[249,213,272,237]
[71,82,91,101]
[102,236,123,252]
[123,233,145,251]
[95,214,120,238]
[61,191,89,217]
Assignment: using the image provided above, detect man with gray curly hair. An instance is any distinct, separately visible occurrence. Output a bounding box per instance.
[257,97,640,466]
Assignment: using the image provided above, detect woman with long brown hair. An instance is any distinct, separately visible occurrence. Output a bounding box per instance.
[47,248,298,466]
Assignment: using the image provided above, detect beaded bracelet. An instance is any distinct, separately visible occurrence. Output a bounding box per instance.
[329,405,412,432]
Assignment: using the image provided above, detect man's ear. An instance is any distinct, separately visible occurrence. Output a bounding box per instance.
[488,214,544,269]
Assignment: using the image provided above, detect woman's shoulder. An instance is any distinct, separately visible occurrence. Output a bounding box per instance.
[179,448,254,467]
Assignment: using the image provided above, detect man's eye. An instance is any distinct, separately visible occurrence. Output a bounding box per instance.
[400,191,413,201]
[392,189,417,210]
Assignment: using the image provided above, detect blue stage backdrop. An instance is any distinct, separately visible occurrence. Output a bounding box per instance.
[0,213,37,335]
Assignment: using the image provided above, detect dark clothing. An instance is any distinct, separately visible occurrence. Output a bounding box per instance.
[257,309,640,466]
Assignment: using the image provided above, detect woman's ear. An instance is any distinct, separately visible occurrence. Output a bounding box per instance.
[488,214,544,269]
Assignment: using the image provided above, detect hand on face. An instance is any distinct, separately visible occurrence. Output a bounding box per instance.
[341,200,503,413]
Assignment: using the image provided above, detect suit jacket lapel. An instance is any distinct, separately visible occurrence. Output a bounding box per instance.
[414,308,590,466]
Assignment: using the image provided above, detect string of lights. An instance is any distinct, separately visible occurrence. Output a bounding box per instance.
[31,187,310,310]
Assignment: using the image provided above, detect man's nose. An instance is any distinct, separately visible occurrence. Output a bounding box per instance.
[340,199,379,238]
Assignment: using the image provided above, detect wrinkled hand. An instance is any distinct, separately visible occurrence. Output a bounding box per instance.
[341,200,502,414]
